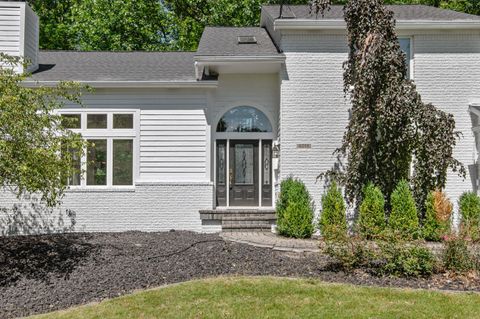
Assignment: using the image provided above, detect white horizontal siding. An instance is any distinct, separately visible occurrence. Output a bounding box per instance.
[0,5,20,56]
[140,108,208,181]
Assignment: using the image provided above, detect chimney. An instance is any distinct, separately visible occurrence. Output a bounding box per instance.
[0,0,39,73]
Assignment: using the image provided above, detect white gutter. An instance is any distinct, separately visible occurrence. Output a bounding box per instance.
[274,19,480,30]
[22,80,219,89]
[194,55,286,64]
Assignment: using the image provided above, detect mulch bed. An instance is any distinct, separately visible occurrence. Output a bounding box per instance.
[1,231,479,319]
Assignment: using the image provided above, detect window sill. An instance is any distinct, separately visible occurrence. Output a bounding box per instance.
[66,187,136,193]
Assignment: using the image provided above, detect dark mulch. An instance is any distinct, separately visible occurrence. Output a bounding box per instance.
[1,231,479,319]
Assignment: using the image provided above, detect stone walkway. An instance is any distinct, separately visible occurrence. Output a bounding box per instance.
[221,232,320,253]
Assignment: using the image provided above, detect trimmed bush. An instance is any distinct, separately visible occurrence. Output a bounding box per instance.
[319,181,347,239]
[442,237,477,273]
[379,241,436,278]
[459,192,480,240]
[423,191,452,241]
[389,180,420,239]
[358,183,386,239]
[276,177,314,239]
[323,232,374,271]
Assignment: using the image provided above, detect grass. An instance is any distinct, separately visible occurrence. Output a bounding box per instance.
[30,276,480,319]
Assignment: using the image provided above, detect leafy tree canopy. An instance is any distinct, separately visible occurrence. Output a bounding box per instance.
[0,55,86,206]
[27,0,479,51]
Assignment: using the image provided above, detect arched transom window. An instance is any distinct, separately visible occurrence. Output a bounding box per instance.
[216,106,272,133]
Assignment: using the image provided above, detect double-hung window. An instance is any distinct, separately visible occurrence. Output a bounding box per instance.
[60,110,138,187]
[399,37,413,79]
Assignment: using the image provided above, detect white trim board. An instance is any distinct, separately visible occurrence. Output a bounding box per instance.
[22,80,219,89]
[274,19,480,31]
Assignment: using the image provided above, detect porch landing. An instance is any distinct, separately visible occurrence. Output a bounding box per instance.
[199,209,276,232]
[221,232,320,253]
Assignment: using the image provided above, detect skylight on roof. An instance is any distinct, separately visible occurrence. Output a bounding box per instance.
[238,36,257,44]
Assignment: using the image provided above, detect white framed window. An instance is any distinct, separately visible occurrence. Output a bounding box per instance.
[399,37,414,79]
[59,109,139,188]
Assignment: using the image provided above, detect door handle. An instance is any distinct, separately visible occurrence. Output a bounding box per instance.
[229,169,233,189]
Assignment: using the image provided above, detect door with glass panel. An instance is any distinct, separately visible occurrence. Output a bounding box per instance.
[229,140,259,207]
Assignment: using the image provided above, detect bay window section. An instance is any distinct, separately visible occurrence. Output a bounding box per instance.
[87,139,107,186]
[87,114,108,129]
[60,110,137,188]
[113,114,134,129]
[113,140,133,185]
[62,146,81,186]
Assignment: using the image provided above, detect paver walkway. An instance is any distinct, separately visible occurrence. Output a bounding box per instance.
[221,232,320,253]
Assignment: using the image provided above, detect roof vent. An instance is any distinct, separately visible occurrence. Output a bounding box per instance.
[238,36,257,44]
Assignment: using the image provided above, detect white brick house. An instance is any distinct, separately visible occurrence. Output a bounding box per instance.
[0,2,479,234]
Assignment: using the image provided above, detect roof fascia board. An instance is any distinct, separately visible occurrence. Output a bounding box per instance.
[22,80,219,89]
[194,56,285,64]
[274,19,480,30]
[0,1,26,8]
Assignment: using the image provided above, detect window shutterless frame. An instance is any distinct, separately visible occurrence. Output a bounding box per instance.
[399,36,414,80]
[58,109,140,189]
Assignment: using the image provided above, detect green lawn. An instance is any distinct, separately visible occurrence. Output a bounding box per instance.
[30,276,480,319]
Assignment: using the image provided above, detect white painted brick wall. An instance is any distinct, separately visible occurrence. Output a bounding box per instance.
[280,33,350,220]
[413,33,480,225]
[279,31,480,226]
[0,183,214,235]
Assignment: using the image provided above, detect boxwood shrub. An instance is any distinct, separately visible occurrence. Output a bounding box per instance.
[276,177,314,239]
[389,180,420,239]
[459,192,480,240]
[319,181,347,239]
[358,183,386,239]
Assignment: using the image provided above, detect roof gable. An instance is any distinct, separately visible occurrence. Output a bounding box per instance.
[196,27,279,57]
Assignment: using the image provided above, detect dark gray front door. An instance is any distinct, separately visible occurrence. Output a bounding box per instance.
[229,140,258,206]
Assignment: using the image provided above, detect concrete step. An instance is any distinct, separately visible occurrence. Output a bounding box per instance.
[222,224,272,232]
[222,221,273,229]
[222,215,276,221]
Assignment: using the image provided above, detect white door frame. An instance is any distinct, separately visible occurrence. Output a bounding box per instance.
[214,132,275,209]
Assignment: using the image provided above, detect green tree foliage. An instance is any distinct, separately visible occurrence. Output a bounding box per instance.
[316,0,465,211]
[319,181,347,238]
[28,0,172,51]
[276,177,314,238]
[358,183,386,238]
[0,54,86,206]
[389,180,420,238]
[27,0,479,51]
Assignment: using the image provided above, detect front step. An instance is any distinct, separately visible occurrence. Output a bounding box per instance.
[200,209,276,232]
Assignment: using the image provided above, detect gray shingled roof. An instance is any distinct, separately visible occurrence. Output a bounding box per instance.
[263,5,480,21]
[30,51,198,82]
[196,27,279,57]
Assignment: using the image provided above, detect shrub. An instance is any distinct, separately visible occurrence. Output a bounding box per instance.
[323,229,374,271]
[459,192,480,241]
[379,240,436,278]
[276,177,314,239]
[442,237,477,273]
[319,181,347,239]
[423,191,452,241]
[358,183,386,239]
[389,180,420,239]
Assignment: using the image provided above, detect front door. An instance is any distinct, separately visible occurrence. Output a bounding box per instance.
[215,140,272,207]
[229,141,259,206]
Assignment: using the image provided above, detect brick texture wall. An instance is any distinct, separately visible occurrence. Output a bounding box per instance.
[279,31,480,226]
[0,183,214,235]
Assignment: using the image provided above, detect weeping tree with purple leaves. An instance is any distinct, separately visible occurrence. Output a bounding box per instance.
[314,0,465,214]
